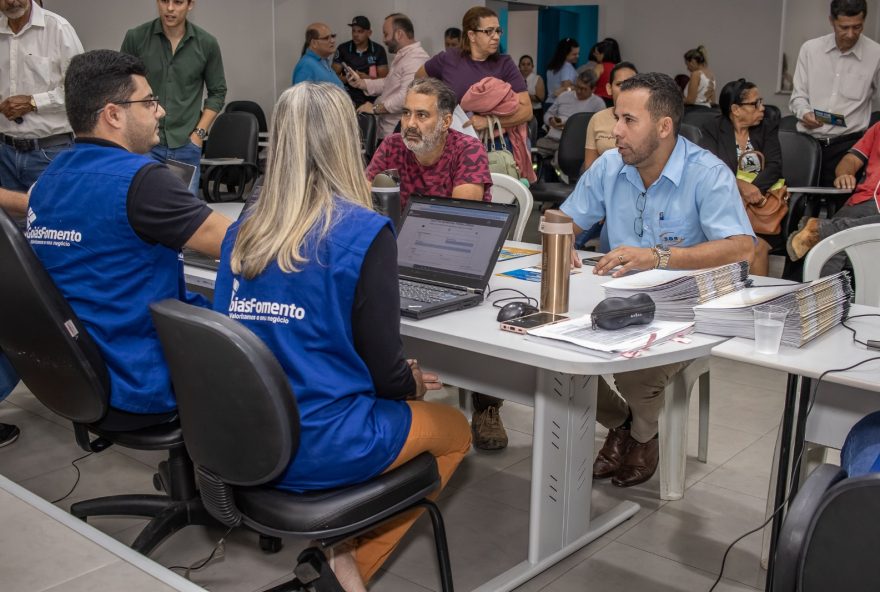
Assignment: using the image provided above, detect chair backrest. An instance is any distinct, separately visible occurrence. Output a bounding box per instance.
[779,130,822,187]
[803,223,880,306]
[225,100,268,134]
[0,209,109,424]
[779,115,799,132]
[679,123,702,144]
[682,108,720,131]
[150,300,299,486]
[765,104,782,126]
[871,110,880,128]
[490,172,534,241]
[203,112,259,164]
[799,471,880,591]
[557,111,592,182]
[358,112,378,163]
[773,463,847,592]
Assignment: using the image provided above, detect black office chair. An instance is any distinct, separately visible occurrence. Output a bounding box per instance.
[773,463,880,591]
[778,130,828,234]
[682,108,719,131]
[679,122,702,144]
[871,110,880,127]
[201,111,260,202]
[780,115,799,132]
[150,299,455,592]
[358,112,378,164]
[0,209,212,555]
[530,111,592,205]
[225,100,268,136]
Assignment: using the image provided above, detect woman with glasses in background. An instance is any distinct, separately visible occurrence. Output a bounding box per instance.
[699,79,781,275]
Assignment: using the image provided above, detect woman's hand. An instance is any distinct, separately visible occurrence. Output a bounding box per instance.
[464,114,488,131]
[737,180,764,205]
[409,359,442,400]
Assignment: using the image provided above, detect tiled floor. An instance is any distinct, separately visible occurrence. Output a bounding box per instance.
[0,355,788,592]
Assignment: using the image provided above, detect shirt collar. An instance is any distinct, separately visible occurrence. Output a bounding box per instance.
[823,32,864,59]
[397,41,422,57]
[151,17,195,43]
[621,135,688,190]
[0,1,44,35]
[75,137,129,151]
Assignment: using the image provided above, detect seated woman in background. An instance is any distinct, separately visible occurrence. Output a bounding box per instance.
[592,38,621,107]
[213,82,471,592]
[683,45,715,107]
[699,79,780,275]
[519,54,545,124]
[545,37,579,105]
[536,68,605,157]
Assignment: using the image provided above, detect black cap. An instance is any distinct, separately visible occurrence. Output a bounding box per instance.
[348,16,370,29]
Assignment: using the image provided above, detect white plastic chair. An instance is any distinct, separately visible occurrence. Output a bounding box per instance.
[658,357,711,500]
[803,223,880,306]
[760,223,880,567]
[490,172,534,241]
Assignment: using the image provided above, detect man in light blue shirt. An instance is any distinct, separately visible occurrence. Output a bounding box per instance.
[561,72,755,488]
[292,22,344,88]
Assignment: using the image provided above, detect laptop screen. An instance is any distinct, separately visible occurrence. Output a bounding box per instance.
[397,196,515,290]
[165,159,196,187]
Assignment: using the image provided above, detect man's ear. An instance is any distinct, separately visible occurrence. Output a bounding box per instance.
[658,115,674,139]
[441,112,453,132]
[100,103,125,131]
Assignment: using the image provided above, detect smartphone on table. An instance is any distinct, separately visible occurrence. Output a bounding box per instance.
[500,312,569,334]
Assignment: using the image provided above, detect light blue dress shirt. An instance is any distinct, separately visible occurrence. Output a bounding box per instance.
[292,49,345,87]
[561,136,755,250]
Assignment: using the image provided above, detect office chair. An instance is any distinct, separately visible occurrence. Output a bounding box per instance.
[150,299,455,592]
[201,111,260,202]
[530,111,592,205]
[773,464,880,591]
[490,172,534,241]
[682,107,719,130]
[357,112,379,164]
[0,209,212,555]
[779,115,799,132]
[225,100,268,136]
[678,123,702,144]
[778,130,828,240]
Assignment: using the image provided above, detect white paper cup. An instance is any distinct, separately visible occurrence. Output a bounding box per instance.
[753,304,789,354]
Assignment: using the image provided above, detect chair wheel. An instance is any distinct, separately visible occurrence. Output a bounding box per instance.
[259,534,283,553]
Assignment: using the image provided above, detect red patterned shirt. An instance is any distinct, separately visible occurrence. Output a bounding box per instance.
[366,129,493,208]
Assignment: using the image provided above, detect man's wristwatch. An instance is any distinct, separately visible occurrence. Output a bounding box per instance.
[192,128,208,140]
[28,96,37,113]
[653,244,671,269]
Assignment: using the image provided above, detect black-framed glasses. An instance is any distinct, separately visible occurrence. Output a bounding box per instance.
[316,33,337,41]
[634,191,647,237]
[739,98,764,108]
[96,95,161,115]
[473,27,503,36]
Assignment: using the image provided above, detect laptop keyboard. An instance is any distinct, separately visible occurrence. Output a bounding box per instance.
[400,279,466,303]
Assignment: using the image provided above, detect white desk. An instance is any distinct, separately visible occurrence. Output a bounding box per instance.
[183,242,728,591]
[0,474,205,592]
[711,308,880,590]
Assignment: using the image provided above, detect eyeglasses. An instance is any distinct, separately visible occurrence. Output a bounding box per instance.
[473,27,503,37]
[739,98,764,108]
[96,95,161,115]
[316,33,337,41]
[634,191,647,237]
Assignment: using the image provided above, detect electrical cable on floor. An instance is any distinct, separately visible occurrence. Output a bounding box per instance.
[168,526,234,579]
[51,452,94,504]
[708,353,880,591]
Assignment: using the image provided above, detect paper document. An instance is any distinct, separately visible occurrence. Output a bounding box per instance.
[528,315,694,355]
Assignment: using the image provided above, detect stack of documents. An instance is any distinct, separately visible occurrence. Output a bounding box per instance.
[602,261,750,321]
[527,316,695,358]
[693,272,852,347]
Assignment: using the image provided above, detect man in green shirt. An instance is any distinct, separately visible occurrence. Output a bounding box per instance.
[121,0,226,195]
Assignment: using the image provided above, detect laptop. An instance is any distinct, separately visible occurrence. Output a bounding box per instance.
[397,195,515,320]
[166,159,197,188]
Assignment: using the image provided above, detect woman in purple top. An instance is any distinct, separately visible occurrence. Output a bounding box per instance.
[416,6,532,134]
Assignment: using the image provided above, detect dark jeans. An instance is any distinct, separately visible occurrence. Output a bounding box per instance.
[0,140,72,192]
[819,135,860,187]
[818,199,880,275]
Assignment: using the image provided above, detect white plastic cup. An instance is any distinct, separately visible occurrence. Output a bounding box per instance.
[753,304,789,354]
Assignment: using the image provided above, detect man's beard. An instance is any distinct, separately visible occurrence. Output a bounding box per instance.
[2,4,28,19]
[618,130,660,167]
[403,120,444,155]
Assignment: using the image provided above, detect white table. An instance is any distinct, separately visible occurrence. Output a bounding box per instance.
[183,242,729,591]
[711,308,880,590]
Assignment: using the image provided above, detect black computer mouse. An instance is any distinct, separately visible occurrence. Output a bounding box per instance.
[497,302,539,322]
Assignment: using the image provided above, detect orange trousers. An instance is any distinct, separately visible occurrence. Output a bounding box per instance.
[353,400,471,582]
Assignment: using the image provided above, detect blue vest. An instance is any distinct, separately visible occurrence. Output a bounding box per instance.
[213,199,411,492]
[27,142,188,414]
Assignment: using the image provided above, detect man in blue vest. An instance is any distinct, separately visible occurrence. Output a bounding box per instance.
[26,49,230,430]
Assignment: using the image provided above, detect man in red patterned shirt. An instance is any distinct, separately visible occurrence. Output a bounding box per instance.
[366,77,492,208]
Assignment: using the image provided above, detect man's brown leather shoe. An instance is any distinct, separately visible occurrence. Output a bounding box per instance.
[612,437,659,487]
[786,217,822,261]
[593,427,632,479]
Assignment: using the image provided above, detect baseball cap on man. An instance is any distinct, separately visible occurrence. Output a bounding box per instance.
[348,16,370,29]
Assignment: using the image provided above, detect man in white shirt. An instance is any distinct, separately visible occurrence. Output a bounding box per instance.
[790,0,880,185]
[349,14,430,139]
[0,0,82,193]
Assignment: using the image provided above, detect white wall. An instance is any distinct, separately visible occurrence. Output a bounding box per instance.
[507,10,539,65]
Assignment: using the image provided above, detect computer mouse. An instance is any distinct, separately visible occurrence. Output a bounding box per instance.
[497,302,539,323]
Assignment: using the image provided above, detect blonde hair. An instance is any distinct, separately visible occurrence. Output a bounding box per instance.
[230,83,372,279]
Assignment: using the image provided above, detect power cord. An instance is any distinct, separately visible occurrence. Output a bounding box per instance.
[51,452,94,504]
[168,526,234,579]
[485,285,538,309]
[708,351,880,591]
